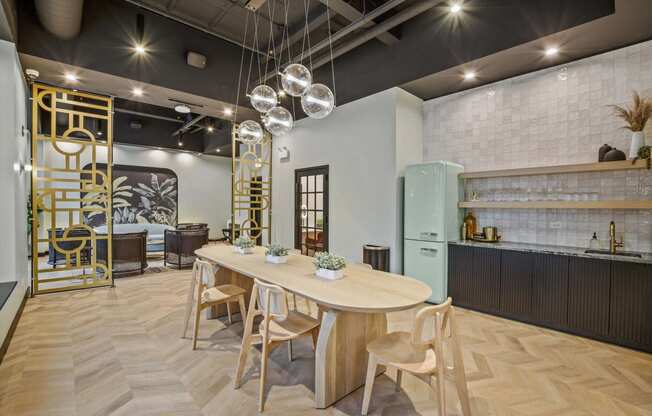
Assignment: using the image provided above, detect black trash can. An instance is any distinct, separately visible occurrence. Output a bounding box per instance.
[362,245,390,272]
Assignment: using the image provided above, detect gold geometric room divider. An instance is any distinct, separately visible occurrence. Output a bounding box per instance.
[231,124,272,245]
[31,83,113,294]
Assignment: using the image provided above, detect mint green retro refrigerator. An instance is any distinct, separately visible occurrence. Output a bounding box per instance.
[403,161,463,303]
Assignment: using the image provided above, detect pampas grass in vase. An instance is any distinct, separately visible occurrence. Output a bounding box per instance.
[609,91,652,159]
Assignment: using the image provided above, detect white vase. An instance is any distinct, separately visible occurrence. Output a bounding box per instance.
[234,246,253,254]
[629,131,645,159]
[266,254,288,264]
[316,268,344,280]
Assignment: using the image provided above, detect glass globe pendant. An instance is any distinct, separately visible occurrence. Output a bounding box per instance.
[262,106,293,136]
[249,85,277,113]
[301,83,335,119]
[237,120,264,144]
[280,63,312,97]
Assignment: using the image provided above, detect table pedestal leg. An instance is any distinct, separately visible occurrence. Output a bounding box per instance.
[314,309,387,408]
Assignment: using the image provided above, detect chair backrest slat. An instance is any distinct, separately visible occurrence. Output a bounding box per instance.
[194,259,214,288]
[254,278,288,320]
[411,297,453,348]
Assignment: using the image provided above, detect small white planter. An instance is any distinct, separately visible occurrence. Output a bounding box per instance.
[234,246,253,254]
[316,268,344,280]
[629,131,646,159]
[266,255,288,264]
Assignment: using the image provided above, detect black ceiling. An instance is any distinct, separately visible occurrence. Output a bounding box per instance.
[17,0,615,106]
[15,0,628,153]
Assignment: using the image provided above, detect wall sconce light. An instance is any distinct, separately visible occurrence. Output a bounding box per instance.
[14,162,33,174]
[277,146,290,162]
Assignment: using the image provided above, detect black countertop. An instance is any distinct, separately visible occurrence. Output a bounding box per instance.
[449,240,652,265]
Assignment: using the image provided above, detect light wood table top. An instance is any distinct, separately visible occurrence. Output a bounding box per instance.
[195,245,431,313]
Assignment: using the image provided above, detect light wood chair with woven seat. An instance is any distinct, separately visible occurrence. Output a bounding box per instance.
[234,278,321,412]
[181,259,247,350]
[361,297,471,416]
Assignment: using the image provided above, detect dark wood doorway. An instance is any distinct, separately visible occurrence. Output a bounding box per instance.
[295,166,329,256]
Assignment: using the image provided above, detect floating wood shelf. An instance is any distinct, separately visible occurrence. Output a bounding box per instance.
[459,159,649,179]
[458,200,652,210]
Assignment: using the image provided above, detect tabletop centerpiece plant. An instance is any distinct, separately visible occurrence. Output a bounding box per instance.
[233,236,254,254]
[265,244,289,264]
[314,251,346,280]
[609,91,652,159]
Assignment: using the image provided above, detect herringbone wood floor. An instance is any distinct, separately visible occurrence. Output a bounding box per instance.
[1,269,652,415]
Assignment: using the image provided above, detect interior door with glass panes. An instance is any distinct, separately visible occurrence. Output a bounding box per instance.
[295,166,329,256]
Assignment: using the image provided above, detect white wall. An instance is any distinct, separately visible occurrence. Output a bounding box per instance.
[272,88,422,273]
[41,144,232,241]
[0,39,29,346]
[112,146,232,239]
[423,39,652,251]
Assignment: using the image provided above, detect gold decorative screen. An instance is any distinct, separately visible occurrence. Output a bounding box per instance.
[31,83,113,294]
[231,124,272,245]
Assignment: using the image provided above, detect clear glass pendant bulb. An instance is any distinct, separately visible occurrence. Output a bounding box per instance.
[280,64,312,97]
[249,85,278,113]
[301,83,335,119]
[237,120,264,144]
[262,106,293,136]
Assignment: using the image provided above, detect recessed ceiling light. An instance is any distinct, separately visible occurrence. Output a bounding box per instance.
[134,44,146,54]
[463,71,476,81]
[545,46,559,57]
[65,73,78,82]
[132,87,143,96]
[450,2,462,13]
[178,139,183,146]
[207,125,214,133]
[175,104,191,114]
[216,148,221,153]
[223,107,233,116]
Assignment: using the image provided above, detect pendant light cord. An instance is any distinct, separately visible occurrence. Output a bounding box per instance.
[325,0,337,105]
[234,12,251,124]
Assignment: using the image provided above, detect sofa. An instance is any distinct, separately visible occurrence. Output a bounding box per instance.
[94,223,175,252]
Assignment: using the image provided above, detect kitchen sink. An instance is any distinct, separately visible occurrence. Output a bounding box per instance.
[584,249,642,258]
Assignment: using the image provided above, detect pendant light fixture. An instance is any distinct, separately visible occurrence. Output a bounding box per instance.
[233,0,338,138]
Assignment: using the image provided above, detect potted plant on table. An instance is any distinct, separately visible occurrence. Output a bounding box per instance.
[609,91,652,159]
[314,251,346,280]
[265,244,289,264]
[233,236,255,254]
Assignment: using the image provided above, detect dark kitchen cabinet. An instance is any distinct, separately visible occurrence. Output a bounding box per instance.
[448,244,474,308]
[448,245,500,312]
[531,253,569,328]
[499,250,533,319]
[567,257,611,338]
[471,247,501,314]
[610,262,652,347]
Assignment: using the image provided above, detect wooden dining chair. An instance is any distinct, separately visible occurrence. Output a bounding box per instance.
[234,278,321,412]
[361,297,471,416]
[181,259,248,350]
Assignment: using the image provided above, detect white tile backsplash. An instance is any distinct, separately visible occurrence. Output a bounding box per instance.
[423,40,652,252]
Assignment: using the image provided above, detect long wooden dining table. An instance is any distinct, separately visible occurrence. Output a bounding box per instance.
[195,245,432,408]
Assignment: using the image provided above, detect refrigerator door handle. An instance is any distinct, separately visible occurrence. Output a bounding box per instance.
[420,232,438,238]
[420,247,438,254]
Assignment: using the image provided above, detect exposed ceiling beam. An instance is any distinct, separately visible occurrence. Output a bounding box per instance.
[259,0,406,83]
[115,107,183,124]
[312,0,439,70]
[172,114,206,136]
[123,0,269,57]
[319,0,399,45]
[272,7,331,62]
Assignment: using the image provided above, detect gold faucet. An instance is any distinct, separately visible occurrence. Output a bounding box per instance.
[609,221,624,254]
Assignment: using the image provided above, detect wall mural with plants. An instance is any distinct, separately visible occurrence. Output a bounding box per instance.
[81,164,178,227]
